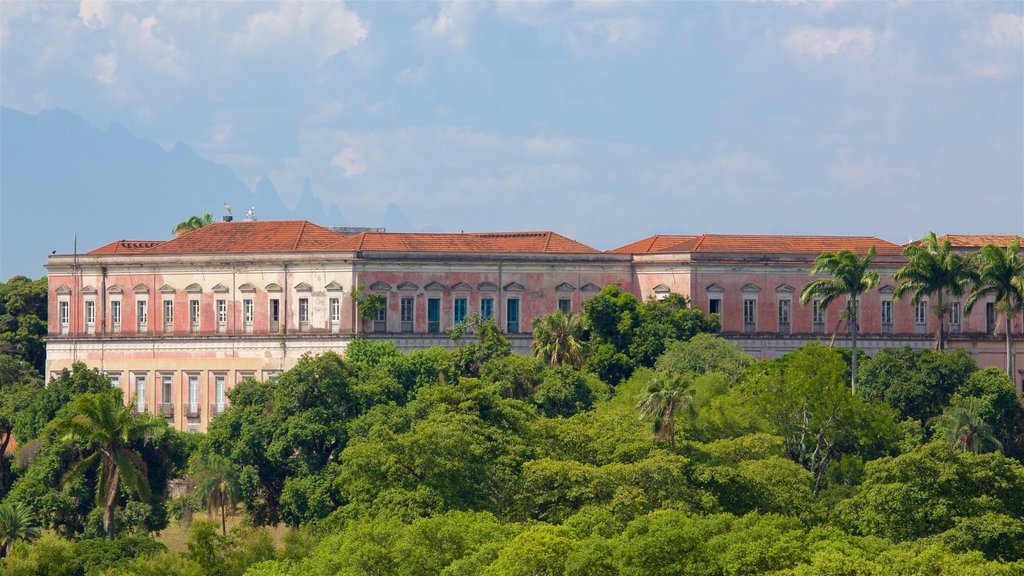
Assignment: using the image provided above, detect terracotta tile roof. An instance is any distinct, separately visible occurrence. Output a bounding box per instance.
[608,235,698,254]
[141,221,347,255]
[326,231,599,254]
[933,234,1023,248]
[87,240,166,255]
[651,234,903,255]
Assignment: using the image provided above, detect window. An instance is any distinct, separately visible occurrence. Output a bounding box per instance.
[190,299,200,331]
[85,301,96,333]
[708,297,721,316]
[243,299,254,328]
[373,299,387,333]
[299,298,309,323]
[134,374,146,413]
[914,300,928,334]
[270,299,280,332]
[506,299,520,333]
[558,298,572,314]
[137,300,148,331]
[111,300,121,330]
[401,297,414,332]
[812,299,825,333]
[949,301,961,333]
[107,372,120,389]
[427,298,441,333]
[188,374,200,416]
[778,299,791,333]
[481,298,494,321]
[59,301,69,330]
[213,374,225,415]
[881,300,893,333]
[163,299,174,331]
[743,298,757,333]
[160,375,173,417]
[986,302,996,335]
[217,299,227,331]
[454,298,468,324]
[330,298,340,323]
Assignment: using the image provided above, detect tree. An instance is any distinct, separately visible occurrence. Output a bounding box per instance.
[857,347,977,423]
[53,391,161,539]
[0,502,39,558]
[893,232,976,351]
[171,212,214,236]
[191,453,241,536]
[930,396,1003,454]
[799,247,880,394]
[637,372,692,452]
[531,311,587,368]
[966,238,1024,379]
[0,355,42,498]
[0,275,48,373]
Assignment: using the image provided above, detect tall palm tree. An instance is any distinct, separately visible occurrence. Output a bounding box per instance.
[531,311,587,368]
[930,396,1003,454]
[0,502,39,558]
[637,372,691,452]
[171,212,214,236]
[800,247,879,394]
[892,232,975,351]
[190,453,240,536]
[53,391,161,540]
[966,238,1024,379]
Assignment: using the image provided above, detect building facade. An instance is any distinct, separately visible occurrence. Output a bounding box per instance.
[45,222,1024,431]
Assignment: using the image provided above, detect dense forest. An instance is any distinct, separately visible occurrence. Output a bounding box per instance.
[1,246,1024,575]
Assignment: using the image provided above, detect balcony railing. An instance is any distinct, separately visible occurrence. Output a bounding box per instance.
[744,322,756,334]
[778,322,790,334]
[882,323,893,334]
[186,403,201,418]
[210,402,226,416]
[157,403,174,417]
[948,323,961,334]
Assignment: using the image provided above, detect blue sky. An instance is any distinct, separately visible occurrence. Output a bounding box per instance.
[1,1,1022,261]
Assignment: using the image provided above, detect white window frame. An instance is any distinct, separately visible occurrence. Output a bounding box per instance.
[106,371,121,390]
[189,299,200,331]
[400,297,414,333]
[85,300,96,334]
[187,373,201,417]
[881,299,893,331]
[213,373,226,415]
[133,373,147,413]
[59,300,70,333]
[329,297,340,324]
[217,299,227,332]
[298,297,309,329]
[163,299,174,332]
[914,300,928,325]
[137,299,148,332]
[110,299,121,332]
[777,298,791,333]
[743,297,757,332]
[243,298,254,333]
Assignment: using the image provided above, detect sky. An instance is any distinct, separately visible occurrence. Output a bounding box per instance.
[1,0,1022,260]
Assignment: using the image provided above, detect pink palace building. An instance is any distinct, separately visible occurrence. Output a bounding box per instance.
[45,221,1024,431]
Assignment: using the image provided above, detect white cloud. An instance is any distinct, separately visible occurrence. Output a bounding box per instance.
[91,51,118,84]
[419,2,480,48]
[961,61,1016,81]
[118,14,188,78]
[782,26,874,59]
[568,17,648,49]
[988,13,1023,46]
[233,2,367,58]
[79,0,112,29]
[332,147,367,178]
[397,66,428,86]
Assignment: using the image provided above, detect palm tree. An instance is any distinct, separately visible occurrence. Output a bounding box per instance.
[171,212,214,236]
[531,311,587,368]
[0,502,39,558]
[966,238,1024,379]
[637,372,691,452]
[892,232,975,351]
[800,247,879,395]
[930,396,1002,454]
[190,453,240,536]
[53,391,161,540]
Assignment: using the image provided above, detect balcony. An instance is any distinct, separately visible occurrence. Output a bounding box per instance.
[186,403,201,418]
[813,322,825,334]
[882,323,893,335]
[157,403,174,417]
[744,322,756,334]
[778,322,790,334]
[948,323,961,335]
[210,402,226,416]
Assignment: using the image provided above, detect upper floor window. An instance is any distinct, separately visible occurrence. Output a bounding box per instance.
[137,300,148,331]
[298,298,309,327]
[243,299,254,325]
[558,298,572,314]
[58,301,69,330]
[506,299,520,334]
[111,300,121,329]
[329,298,340,323]
[949,301,961,326]
[881,300,893,333]
[190,299,200,330]
[85,301,96,327]
[400,297,414,332]
[163,299,173,328]
[481,298,494,321]
[427,298,441,334]
[777,299,791,333]
[217,299,227,330]
[374,298,387,333]
[454,298,468,324]
[743,298,757,333]
[812,299,824,330]
[914,300,928,334]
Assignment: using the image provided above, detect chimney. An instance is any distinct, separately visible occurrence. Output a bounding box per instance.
[223,215,234,222]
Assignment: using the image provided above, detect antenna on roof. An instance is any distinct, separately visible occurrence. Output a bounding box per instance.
[244,207,257,222]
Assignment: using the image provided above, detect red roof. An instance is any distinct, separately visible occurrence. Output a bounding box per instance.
[88,240,166,255]
[326,231,599,254]
[649,234,903,255]
[608,235,698,254]
[934,234,1023,248]
[140,221,346,255]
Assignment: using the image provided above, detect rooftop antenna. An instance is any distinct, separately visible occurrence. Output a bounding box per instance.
[244,207,257,222]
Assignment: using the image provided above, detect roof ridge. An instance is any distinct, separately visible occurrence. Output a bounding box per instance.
[692,234,708,251]
[293,221,307,250]
[543,231,553,252]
